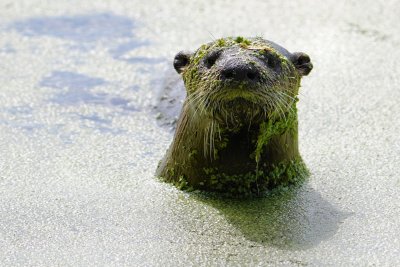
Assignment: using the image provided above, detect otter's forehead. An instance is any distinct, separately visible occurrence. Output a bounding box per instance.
[194,37,292,60]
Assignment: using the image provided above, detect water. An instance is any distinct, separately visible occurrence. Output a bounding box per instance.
[0,1,399,266]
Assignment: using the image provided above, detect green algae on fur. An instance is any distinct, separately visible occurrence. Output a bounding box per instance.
[157,37,313,197]
[235,36,252,47]
[160,156,308,198]
[255,105,298,163]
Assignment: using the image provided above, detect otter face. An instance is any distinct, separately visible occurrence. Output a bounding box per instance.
[173,37,313,126]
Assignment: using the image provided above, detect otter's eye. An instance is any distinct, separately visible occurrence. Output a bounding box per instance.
[262,53,281,72]
[204,50,221,68]
[267,56,277,68]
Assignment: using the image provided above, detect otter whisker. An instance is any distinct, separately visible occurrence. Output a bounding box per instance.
[277,90,296,102]
[274,92,289,121]
[210,120,215,160]
[276,91,296,114]
[216,123,222,141]
[203,123,209,158]
[187,92,206,126]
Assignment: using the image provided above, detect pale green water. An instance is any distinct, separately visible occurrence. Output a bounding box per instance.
[0,0,399,266]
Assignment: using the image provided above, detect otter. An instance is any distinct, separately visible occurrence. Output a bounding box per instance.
[156,37,313,197]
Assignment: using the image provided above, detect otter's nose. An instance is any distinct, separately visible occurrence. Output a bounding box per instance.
[220,63,260,82]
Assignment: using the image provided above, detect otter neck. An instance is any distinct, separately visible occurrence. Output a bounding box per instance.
[158,100,300,186]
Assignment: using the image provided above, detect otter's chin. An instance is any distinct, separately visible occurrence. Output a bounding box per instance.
[219,86,259,101]
[223,97,255,108]
[212,97,267,127]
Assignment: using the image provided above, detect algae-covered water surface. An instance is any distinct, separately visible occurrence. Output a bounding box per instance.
[0,0,399,266]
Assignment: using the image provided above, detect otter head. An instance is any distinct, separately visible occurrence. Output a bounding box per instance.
[173,37,313,128]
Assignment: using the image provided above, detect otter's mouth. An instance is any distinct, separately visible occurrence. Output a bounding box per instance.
[204,83,275,125]
[217,82,262,101]
[212,96,267,126]
[212,85,265,114]
[220,89,256,102]
[223,97,254,107]
[222,97,260,115]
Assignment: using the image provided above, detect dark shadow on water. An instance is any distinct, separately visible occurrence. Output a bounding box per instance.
[192,183,350,250]
[79,114,111,125]
[109,42,166,66]
[122,57,166,64]
[109,40,151,58]
[40,71,137,111]
[10,13,136,42]
[78,113,126,134]
[0,43,16,54]
[0,106,43,132]
[9,13,162,65]
[40,70,106,91]
[153,70,185,130]
[38,71,134,136]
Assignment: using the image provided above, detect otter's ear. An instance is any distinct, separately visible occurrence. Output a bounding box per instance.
[173,51,193,74]
[291,52,313,76]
